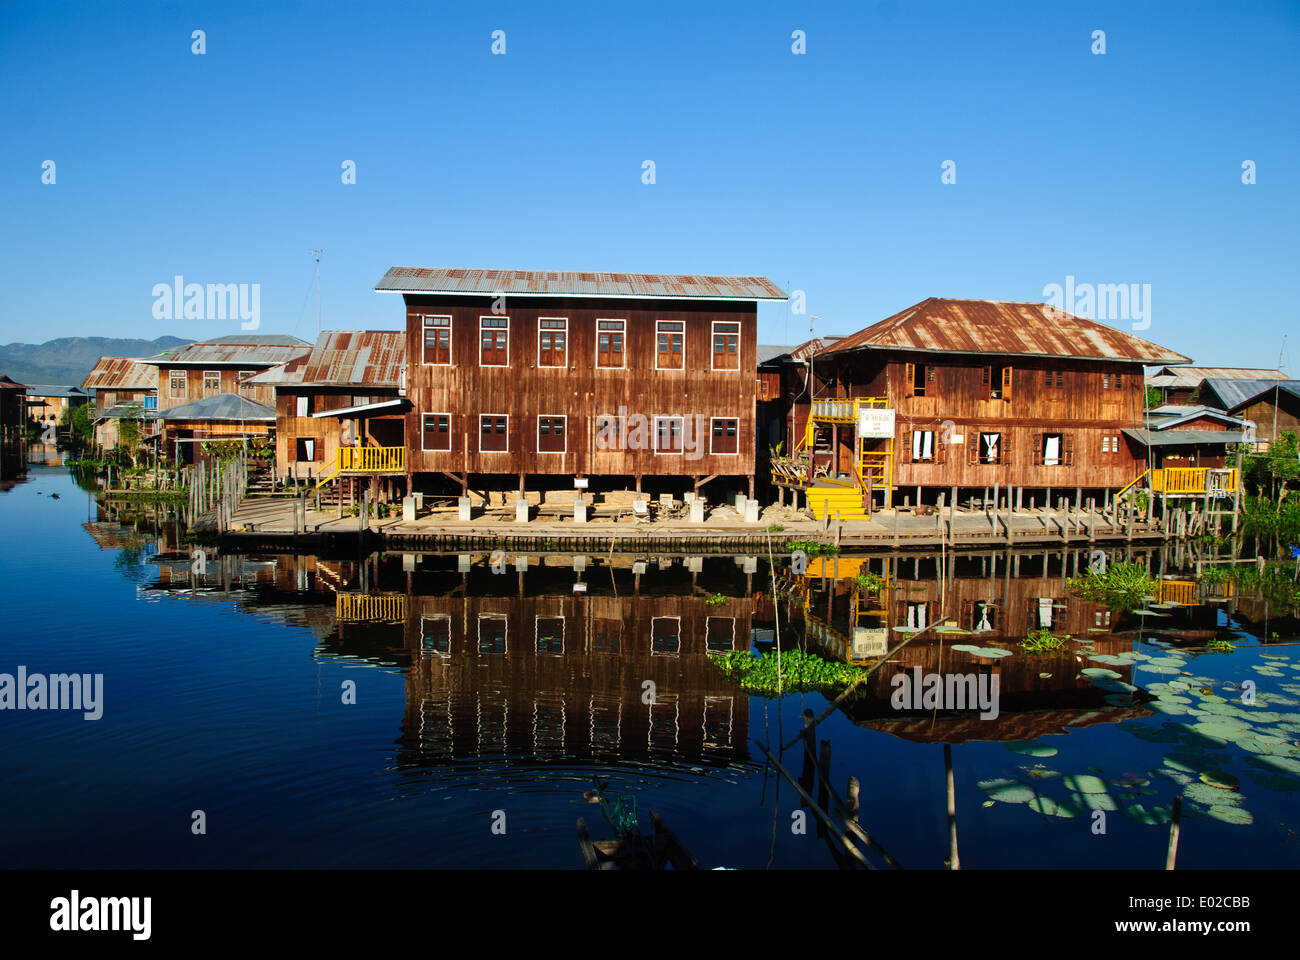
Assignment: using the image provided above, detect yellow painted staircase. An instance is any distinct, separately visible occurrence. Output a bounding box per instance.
[806,481,867,521]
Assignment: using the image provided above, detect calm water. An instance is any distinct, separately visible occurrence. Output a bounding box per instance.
[2,465,1299,869]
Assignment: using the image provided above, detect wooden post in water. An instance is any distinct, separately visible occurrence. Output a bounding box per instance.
[944,743,960,870]
[1166,796,1182,869]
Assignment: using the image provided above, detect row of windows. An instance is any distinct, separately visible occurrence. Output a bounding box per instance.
[421,614,739,656]
[906,362,1128,400]
[169,370,257,398]
[904,429,1123,464]
[420,315,742,371]
[421,414,742,455]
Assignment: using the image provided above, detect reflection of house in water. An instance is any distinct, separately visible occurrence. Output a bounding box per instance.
[394,559,753,768]
[789,550,1158,742]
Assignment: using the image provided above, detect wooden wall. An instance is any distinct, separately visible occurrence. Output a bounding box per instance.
[156,366,276,411]
[1233,393,1300,446]
[402,294,757,484]
[274,388,403,478]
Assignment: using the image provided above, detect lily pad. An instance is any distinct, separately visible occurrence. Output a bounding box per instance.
[1006,741,1058,758]
[977,778,1035,804]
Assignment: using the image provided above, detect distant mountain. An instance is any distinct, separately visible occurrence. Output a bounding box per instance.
[0,336,193,386]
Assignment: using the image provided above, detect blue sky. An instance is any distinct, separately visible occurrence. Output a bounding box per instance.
[1,0,1297,368]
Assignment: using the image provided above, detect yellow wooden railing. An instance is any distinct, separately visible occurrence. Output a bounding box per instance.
[1157,580,1199,606]
[1115,469,1150,501]
[1151,467,1237,496]
[316,445,405,487]
[773,398,893,503]
[336,593,406,623]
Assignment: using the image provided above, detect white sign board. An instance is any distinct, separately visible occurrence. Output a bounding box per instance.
[573,477,589,489]
[857,408,896,439]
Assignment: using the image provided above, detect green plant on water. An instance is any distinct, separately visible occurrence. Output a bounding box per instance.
[855,571,886,593]
[1020,627,1068,654]
[1067,561,1158,612]
[784,539,840,557]
[767,523,785,533]
[1207,639,1235,653]
[709,648,870,699]
[704,593,727,607]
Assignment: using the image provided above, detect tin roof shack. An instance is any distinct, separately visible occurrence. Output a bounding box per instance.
[158,393,275,466]
[23,384,89,428]
[142,334,311,413]
[1147,366,1288,407]
[1123,405,1256,471]
[789,298,1190,512]
[1202,380,1300,450]
[255,331,408,488]
[377,267,787,503]
[0,375,26,441]
[80,357,160,449]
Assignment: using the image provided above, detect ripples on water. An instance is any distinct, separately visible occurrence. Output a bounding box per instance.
[1,466,1298,869]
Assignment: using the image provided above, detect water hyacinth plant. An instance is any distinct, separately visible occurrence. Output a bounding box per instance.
[709,648,870,698]
[1067,561,1159,611]
[1020,627,1068,654]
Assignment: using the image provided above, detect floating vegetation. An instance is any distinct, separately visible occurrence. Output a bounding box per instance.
[708,649,868,698]
[704,593,727,607]
[854,571,886,593]
[1020,628,1068,654]
[1067,562,1159,611]
[783,539,840,557]
[1007,741,1058,758]
[1208,639,1236,653]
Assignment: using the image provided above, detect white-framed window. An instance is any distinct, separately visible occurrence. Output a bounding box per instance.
[596,319,626,369]
[594,414,625,451]
[479,316,509,366]
[705,616,735,652]
[535,615,564,655]
[477,614,508,654]
[422,315,453,365]
[911,429,935,462]
[422,412,452,452]
[651,616,681,654]
[537,415,567,454]
[169,371,187,398]
[479,414,509,452]
[421,615,452,656]
[703,695,734,749]
[710,417,739,455]
[712,321,741,371]
[238,370,255,390]
[655,320,684,370]
[537,317,568,368]
[654,416,684,455]
[203,370,221,393]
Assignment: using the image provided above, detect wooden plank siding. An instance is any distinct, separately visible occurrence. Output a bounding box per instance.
[155,366,275,411]
[275,388,404,479]
[401,295,757,486]
[817,350,1148,491]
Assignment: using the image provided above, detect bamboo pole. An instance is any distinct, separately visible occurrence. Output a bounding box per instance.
[1166,796,1182,869]
[945,743,960,870]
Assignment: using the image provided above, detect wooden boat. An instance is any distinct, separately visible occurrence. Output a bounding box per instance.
[576,811,700,870]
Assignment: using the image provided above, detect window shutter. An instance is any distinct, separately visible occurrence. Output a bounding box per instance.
[1064,433,1074,466]
[1044,369,1052,387]
[1001,365,1014,401]
[926,365,936,383]
[981,366,991,386]
[937,430,948,464]
[904,362,915,397]
[1003,432,1013,465]
[905,428,914,462]
[1033,433,1044,465]
[968,433,979,464]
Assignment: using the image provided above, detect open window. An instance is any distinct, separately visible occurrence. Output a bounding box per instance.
[294,437,319,461]
[970,431,1008,464]
[984,364,1012,400]
[1036,432,1074,466]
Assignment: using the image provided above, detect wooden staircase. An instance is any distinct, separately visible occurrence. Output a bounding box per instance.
[806,480,868,520]
[318,475,362,508]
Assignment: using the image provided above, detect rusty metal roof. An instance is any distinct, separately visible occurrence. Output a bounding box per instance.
[143,336,311,367]
[1153,366,1288,389]
[243,355,308,386]
[375,266,787,301]
[299,330,406,387]
[80,357,157,391]
[819,299,1191,364]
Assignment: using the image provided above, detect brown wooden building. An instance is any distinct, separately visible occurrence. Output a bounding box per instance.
[775,299,1191,513]
[79,357,160,449]
[376,267,786,501]
[142,334,311,412]
[1203,379,1300,450]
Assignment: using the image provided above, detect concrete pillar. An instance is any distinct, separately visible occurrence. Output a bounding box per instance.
[574,500,587,523]
[741,556,758,574]
[689,498,705,523]
[457,554,471,573]
[515,499,530,523]
[458,496,472,522]
[573,555,587,572]
[734,493,747,512]
[744,498,760,523]
[402,495,416,522]
[686,556,703,573]
[515,555,528,573]
[402,553,416,572]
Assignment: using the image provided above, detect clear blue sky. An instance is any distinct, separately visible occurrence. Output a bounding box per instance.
[2,0,1297,368]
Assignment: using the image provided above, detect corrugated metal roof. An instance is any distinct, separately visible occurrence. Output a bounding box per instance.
[243,355,308,385]
[1145,406,1250,430]
[159,393,276,422]
[96,402,159,421]
[375,266,788,301]
[0,375,29,390]
[24,384,88,397]
[1202,378,1300,410]
[299,330,406,387]
[142,337,311,367]
[1155,366,1288,388]
[80,357,157,391]
[1123,428,1252,447]
[818,299,1191,364]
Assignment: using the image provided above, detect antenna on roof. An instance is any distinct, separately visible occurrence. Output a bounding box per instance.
[312,249,324,335]
[1279,333,1289,375]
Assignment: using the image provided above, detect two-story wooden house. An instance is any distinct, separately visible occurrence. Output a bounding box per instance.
[376,267,786,503]
[80,357,160,449]
[775,298,1192,515]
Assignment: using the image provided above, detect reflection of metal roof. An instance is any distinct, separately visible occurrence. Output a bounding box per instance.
[143,336,311,367]
[159,393,275,422]
[376,266,788,301]
[819,298,1191,364]
[1154,366,1288,388]
[1123,428,1250,447]
[300,330,406,387]
[1203,378,1300,410]
[862,706,1150,744]
[80,357,157,391]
